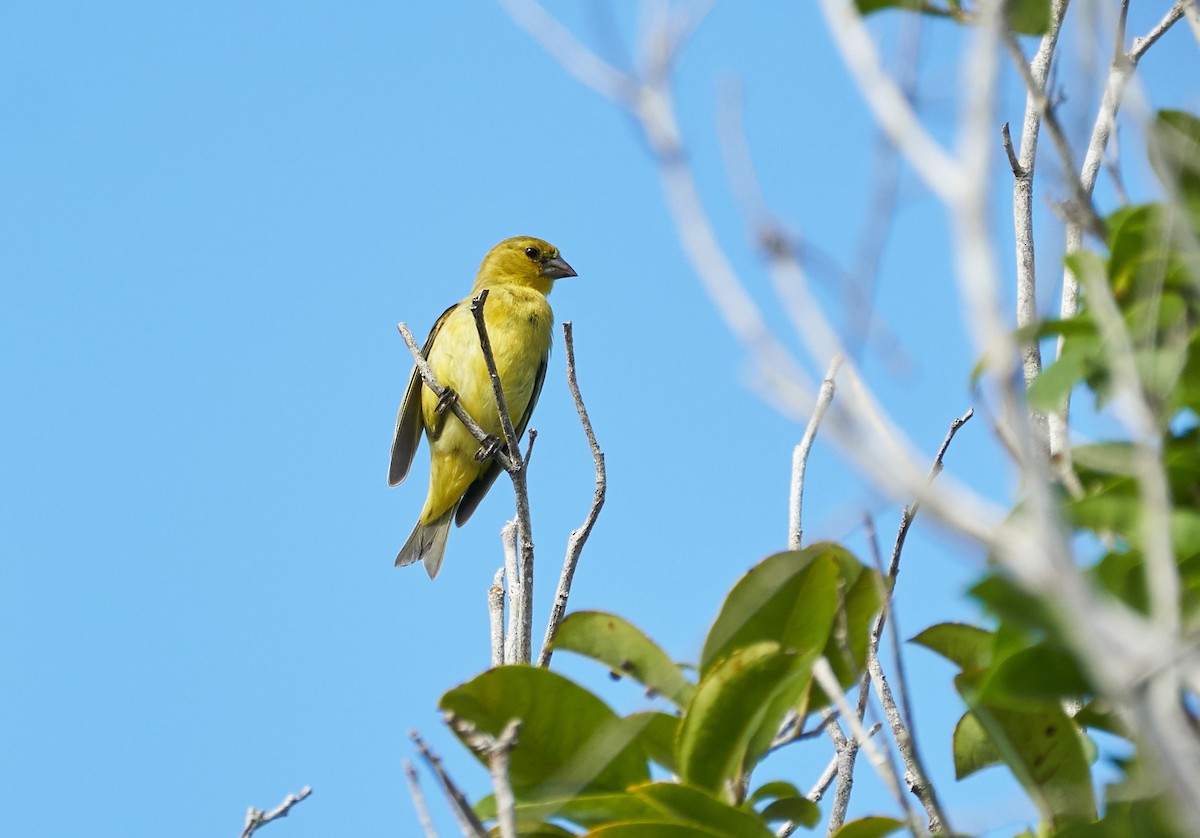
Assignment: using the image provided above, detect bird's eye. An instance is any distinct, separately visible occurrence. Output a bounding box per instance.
[524,246,541,260]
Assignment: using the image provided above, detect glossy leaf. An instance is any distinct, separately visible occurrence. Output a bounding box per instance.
[553,611,694,708]
[1007,0,1051,35]
[625,711,679,775]
[821,557,885,689]
[759,796,821,827]
[584,824,725,838]
[957,672,1096,828]
[678,642,814,793]
[828,816,906,838]
[634,783,775,838]
[477,792,660,830]
[745,780,819,827]
[981,643,1091,708]
[953,711,1001,779]
[700,546,843,676]
[441,665,649,798]
[909,622,993,671]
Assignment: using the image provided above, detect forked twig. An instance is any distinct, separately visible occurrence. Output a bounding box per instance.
[537,322,607,667]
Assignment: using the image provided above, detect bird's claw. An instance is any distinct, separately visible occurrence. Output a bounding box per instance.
[475,435,501,462]
[435,388,459,416]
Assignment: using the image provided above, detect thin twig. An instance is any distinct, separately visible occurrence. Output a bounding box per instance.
[239,787,312,838]
[397,323,516,472]
[470,290,536,664]
[489,568,506,668]
[450,718,523,838]
[891,409,975,569]
[1053,0,1187,456]
[1000,25,1108,243]
[404,761,440,838]
[789,356,843,551]
[814,658,922,836]
[823,713,855,836]
[775,722,882,838]
[411,730,487,838]
[1005,0,1067,434]
[869,411,972,833]
[502,521,520,665]
[537,323,607,667]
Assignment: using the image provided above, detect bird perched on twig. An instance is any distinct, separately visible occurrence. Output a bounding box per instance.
[388,236,577,578]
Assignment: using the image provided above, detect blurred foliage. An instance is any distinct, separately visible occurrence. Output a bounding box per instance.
[855,0,1052,36]
[950,109,1200,837]
[439,543,880,836]
[428,107,1200,835]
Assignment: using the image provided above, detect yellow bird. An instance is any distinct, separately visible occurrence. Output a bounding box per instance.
[389,236,577,578]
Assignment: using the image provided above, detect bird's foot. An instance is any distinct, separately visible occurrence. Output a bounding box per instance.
[435,388,459,416]
[475,434,501,462]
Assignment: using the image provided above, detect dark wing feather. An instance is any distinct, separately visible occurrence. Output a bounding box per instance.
[388,303,457,487]
[455,352,548,526]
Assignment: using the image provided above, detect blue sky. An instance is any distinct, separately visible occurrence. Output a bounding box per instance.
[2,3,1197,837]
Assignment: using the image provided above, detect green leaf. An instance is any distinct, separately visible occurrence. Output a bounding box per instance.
[822,557,885,688]
[1007,0,1051,35]
[677,642,814,793]
[1074,701,1130,740]
[970,572,1056,631]
[909,622,994,671]
[633,783,775,838]
[1027,342,1092,412]
[1073,442,1137,477]
[512,824,576,837]
[745,780,801,807]
[553,611,694,708]
[584,824,726,837]
[700,545,844,677]
[957,671,1097,829]
[981,643,1091,708]
[759,796,821,827]
[441,665,649,799]
[1149,109,1200,223]
[625,712,679,775]
[481,792,659,830]
[828,816,906,838]
[854,0,929,14]
[953,711,1002,779]
[745,781,820,827]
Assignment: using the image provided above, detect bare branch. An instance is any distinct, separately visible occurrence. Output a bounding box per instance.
[1000,25,1108,243]
[1054,0,1188,456]
[411,729,487,838]
[891,409,975,570]
[537,322,607,667]
[450,718,523,838]
[1005,0,1068,432]
[404,761,440,838]
[502,521,520,665]
[470,291,536,664]
[489,568,506,668]
[239,787,312,838]
[789,356,843,550]
[814,658,922,835]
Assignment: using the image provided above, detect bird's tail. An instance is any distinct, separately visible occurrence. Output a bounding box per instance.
[395,505,456,579]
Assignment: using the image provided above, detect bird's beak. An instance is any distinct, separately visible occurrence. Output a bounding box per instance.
[542,255,577,280]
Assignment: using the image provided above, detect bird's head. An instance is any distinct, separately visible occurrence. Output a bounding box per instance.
[474,236,576,295]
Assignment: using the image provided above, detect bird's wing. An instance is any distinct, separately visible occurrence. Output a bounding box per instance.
[388,303,457,487]
[455,351,548,526]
